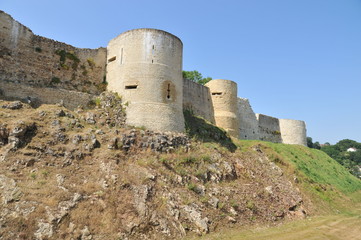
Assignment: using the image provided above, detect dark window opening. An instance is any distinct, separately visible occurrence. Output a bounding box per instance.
[108,56,116,63]
[167,84,171,99]
[212,92,222,96]
[152,59,153,63]
[125,85,138,89]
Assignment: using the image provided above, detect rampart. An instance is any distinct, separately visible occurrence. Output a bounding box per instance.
[0,81,93,109]
[237,98,260,140]
[183,78,214,123]
[256,114,282,143]
[0,10,106,95]
[0,11,307,146]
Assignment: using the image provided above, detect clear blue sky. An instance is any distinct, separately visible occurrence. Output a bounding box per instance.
[2,0,361,144]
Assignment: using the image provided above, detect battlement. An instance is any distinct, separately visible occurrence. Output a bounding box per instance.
[0,11,307,146]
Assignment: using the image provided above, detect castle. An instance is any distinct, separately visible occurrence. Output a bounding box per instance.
[0,11,307,146]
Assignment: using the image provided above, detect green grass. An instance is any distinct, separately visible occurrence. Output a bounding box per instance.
[237,140,361,214]
[264,142,361,194]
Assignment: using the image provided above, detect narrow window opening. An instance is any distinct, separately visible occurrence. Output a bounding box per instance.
[108,56,116,63]
[125,85,138,89]
[212,92,222,96]
[152,59,153,63]
[167,84,171,99]
[152,45,155,49]
[120,48,123,64]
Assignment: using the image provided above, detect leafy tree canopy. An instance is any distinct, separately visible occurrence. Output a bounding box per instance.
[183,70,212,85]
[320,139,361,178]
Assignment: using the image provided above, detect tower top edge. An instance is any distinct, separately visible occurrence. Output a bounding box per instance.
[110,28,183,45]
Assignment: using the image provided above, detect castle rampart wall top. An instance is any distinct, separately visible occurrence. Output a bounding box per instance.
[183,78,215,123]
[0,11,106,95]
[206,79,240,138]
[106,28,184,132]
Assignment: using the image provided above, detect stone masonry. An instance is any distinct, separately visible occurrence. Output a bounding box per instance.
[0,11,307,146]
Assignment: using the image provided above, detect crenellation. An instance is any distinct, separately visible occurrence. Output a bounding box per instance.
[0,11,307,146]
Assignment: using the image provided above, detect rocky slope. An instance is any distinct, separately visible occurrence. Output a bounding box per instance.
[0,95,309,240]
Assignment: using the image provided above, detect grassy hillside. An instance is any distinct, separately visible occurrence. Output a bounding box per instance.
[240,141,361,212]
[1,99,361,239]
[195,141,361,240]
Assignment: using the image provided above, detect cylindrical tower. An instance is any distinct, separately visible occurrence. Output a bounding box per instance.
[279,119,307,146]
[205,79,239,138]
[106,28,184,132]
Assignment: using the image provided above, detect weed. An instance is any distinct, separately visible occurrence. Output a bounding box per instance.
[50,77,60,85]
[94,98,101,107]
[246,201,257,212]
[87,58,95,69]
[187,183,197,192]
[38,180,46,185]
[55,49,80,70]
[180,156,197,165]
[41,170,49,178]
[30,173,36,180]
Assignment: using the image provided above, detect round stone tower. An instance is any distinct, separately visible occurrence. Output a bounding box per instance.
[106,28,184,132]
[205,79,239,138]
[279,119,307,146]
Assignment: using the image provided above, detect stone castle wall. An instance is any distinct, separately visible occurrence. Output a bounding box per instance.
[0,81,93,109]
[106,29,184,132]
[279,119,307,146]
[256,114,283,143]
[206,79,240,138]
[237,98,260,140]
[0,10,106,95]
[183,78,215,123]
[0,11,307,146]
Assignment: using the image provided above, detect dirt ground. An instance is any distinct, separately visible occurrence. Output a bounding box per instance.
[198,212,361,240]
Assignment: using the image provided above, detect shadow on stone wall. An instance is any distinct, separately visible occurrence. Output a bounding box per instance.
[184,110,237,152]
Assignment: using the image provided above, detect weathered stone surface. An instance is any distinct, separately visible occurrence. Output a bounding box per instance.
[1,101,23,110]
[182,205,209,234]
[0,175,22,204]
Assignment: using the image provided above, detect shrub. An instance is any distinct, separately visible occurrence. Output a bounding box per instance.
[51,77,61,84]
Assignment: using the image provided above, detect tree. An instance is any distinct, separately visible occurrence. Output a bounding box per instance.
[183,70,212,85]
[313,141,321,150]
[307,137,313,148]
[320,139,361,178]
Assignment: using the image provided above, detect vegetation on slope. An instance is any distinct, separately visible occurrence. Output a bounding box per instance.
[1,98,361,239]
[240,140,361,214]
[321,139,361,177]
